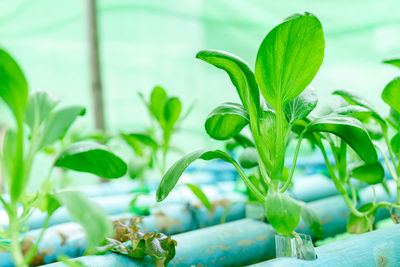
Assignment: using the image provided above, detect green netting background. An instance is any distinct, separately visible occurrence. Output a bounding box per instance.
[1,0,400,151]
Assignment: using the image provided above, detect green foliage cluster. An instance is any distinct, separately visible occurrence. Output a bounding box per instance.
[121,86,192,178]
[0,48,128,267]
[156,12,400,239]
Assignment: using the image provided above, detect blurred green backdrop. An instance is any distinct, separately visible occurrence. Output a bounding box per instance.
[1,0,400,152]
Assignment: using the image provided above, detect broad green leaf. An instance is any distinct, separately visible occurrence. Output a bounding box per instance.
[196,50,260,115]
[349,162,384,185]
[2,129,16,183]
[25,91,58,130]
[382,77,400,114]
[304,116,377,164]
[285,87,317,123]
[383,58,400,69]
[255,12,324,110]
[150,86,167,121]
[0,48,28,123]
[185,183,212,211]
[333,90,386,128]
[238,147,258,168]
[299,201,323,239]
[259,109,276,155]
[347,203,376,234]
[157,149,262,202]
[40,106,85,149]
[333,106,373,122]
[163,97,182,129]
[205,102,249,140]
[388,108,400,129]
[54,141,127,178]
[391,133,400,156]
[53,190,113,252]
[265,193,301,235]
[121,133,158,156]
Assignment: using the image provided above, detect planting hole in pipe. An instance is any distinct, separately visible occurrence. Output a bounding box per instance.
[275,233,317,260]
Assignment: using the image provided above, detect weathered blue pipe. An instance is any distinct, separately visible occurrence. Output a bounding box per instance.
[0,202,246,266]
[0,174,343,231]
[0,182,244,230]
[11,181,398,266]
[43,219,275,267]
[252,224,400,267]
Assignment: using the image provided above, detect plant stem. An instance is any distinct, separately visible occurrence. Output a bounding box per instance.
[280,134,303,193]
[269,106,285,192]
[9,204,27,267]
[383,129,397,169]
[24,214,51,264]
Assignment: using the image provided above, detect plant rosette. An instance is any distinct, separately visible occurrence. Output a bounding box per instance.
[156,12,329,260]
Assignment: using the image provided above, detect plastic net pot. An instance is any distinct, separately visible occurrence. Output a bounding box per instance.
[275,233,316,260]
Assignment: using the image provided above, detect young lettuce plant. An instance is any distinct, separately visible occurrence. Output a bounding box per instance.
[157,12,326,239]
[0,48,128,266]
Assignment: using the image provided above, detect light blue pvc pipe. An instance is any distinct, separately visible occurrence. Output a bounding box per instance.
[0,174,340,231]
[43,219,275,267]
[15,181,399,266]
[0,182,244,230]
[0,202,246,266]
[252,224,400,267]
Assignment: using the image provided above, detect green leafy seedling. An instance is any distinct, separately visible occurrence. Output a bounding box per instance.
[122,86,194,178]
[157,12,325,237]
[0,48,127,267]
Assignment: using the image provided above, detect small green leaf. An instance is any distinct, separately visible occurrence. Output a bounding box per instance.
[349,162,384,185]
[333,106,373,122]
[40,106,85,149]
[121,133,158,156]
[383,58,400,69]
[304,116,377,164]
[150,86,167,120]
[196,50,260,116]
[38,194,61,216]
[157,149,262,202]
[54,141,127,178]
[238,147,258,168]
[58,256,87,267]
[347,203,376,234]
[265,193,301,235]
[25,91,58,129]
[162,97,182,129]
[382,77,400,114]
[391,133,400,156]
[53,190,113,252]
[255,12,324,110]
[0,48,28,123]
[205,102,249,140]
[299,201,323,239]
[333,90,386,128]
[285,87,317,123]
[185,183,212,211]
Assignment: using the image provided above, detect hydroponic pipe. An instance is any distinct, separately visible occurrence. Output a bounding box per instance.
[43,219,274,267]
[43,188,399,267]
[251,224,400,267]
[0,202,246,266]
[0,174,338,231]
[14,181,399,266]
[0,182,244,230]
